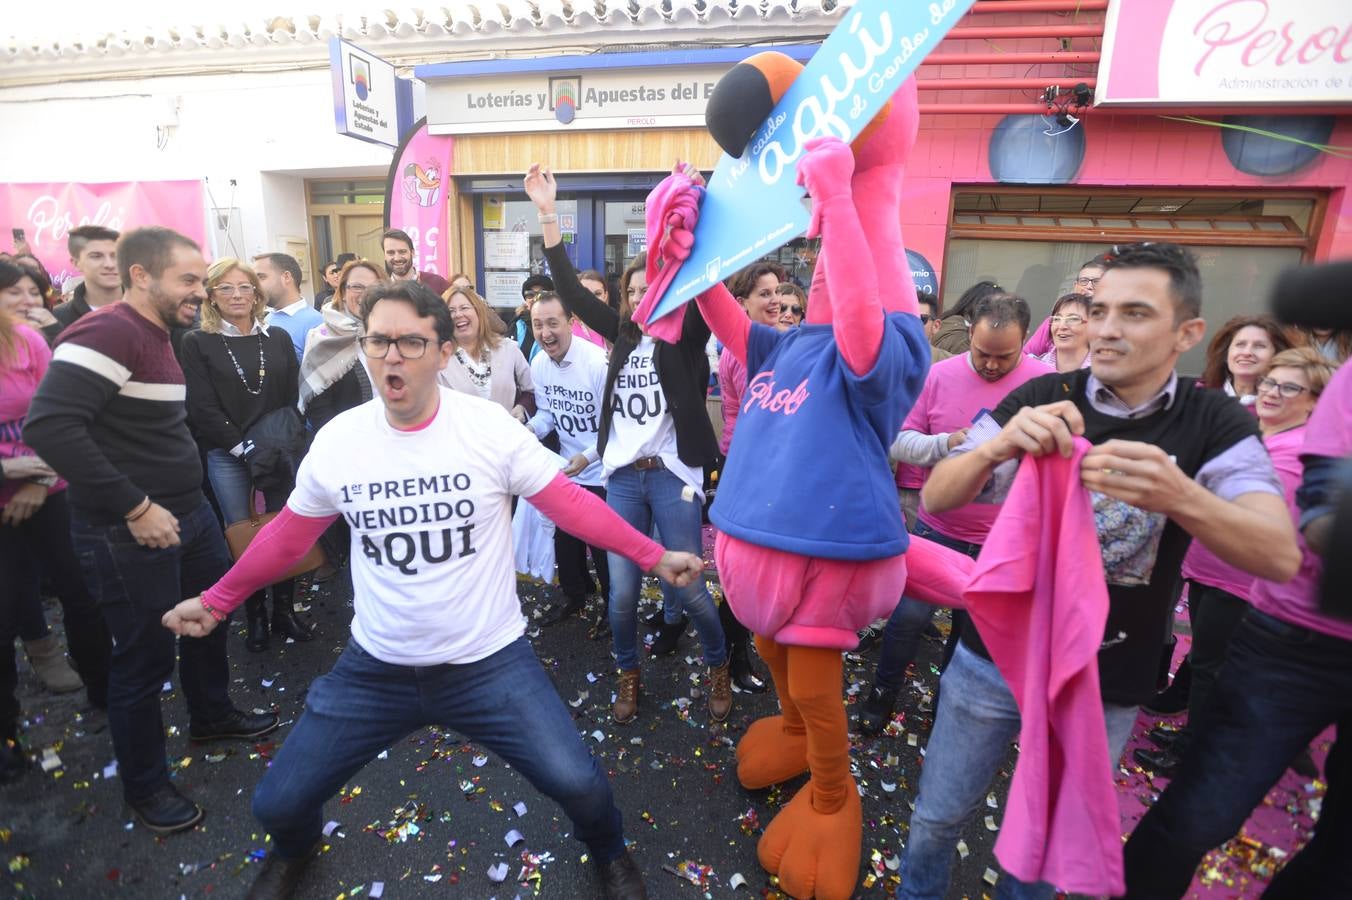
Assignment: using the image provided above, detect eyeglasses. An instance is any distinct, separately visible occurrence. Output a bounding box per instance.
[344,284,370,296]
[782,305,804,317]
[1074,276,1101,287]
[1050,314,1086,327]
[919,314,931,324]
[523,289,547,300]
[358,335,435,360]
[1256,377,1309,399]
[212,284,256,296]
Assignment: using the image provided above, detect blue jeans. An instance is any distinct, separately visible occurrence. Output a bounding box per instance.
[899,642,1138,900]
[1123,610,1352,899]
[605,465,726,670]
[252,637,626,863]
[71,499,235,800]
[206,448,290,525]
[875,520,981,691]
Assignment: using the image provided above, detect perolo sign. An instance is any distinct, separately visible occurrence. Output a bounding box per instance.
[643,0,976,324]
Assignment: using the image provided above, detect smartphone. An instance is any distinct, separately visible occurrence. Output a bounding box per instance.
[11,228,24,243]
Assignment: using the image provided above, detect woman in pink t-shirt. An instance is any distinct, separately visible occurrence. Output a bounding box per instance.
[1137,347,1334,776]
[0,301,111,782]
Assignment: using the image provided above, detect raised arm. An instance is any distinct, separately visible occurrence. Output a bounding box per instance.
[525,164,621,341]
[695,282,750,365]
[797,138,883,376]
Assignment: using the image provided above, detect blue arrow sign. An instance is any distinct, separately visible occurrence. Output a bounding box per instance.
[643,0,976,324]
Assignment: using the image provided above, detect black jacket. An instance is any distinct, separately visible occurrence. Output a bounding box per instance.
[43,284,94,342]
[543,242,719,468]
[181,328,300,453]
[307,365,369,433]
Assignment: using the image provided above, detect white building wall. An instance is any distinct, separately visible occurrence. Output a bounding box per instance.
[0,68,391,264]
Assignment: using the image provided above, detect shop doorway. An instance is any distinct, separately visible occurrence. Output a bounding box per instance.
[306,178,387,287]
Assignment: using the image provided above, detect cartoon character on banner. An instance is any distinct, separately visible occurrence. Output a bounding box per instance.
[402,159,441,208]
[634,55,974,899]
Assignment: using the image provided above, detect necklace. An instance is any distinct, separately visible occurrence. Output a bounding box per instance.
[455,346,493,389]
[220,331,266,396]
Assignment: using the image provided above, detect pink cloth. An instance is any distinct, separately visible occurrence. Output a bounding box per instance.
[571,321,607,350]
[1024,316,1054,357]
[715,530,971,649]
[203,473,665,614]
[964,438,1124,896]
[0,324,66,506]
[633,170,704,343]
[909,354,1053,544]
[1181,425,1305,599]
[718,349,747,454]
[1250,423,1352,640]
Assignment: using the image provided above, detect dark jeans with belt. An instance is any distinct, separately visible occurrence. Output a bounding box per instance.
[71,499,236,800]
[555,483,611,604]
[1,492,111,738]
[1177,580,1250,753]
[1123,610,1352,898]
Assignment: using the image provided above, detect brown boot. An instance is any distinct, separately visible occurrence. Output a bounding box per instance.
[707,660,733,722]
[613,668,641,724]
[24,635,84,693]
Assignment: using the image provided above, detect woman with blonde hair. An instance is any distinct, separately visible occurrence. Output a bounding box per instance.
[181,258,308,651]
[301,259,384,432]
[439,285,534,421]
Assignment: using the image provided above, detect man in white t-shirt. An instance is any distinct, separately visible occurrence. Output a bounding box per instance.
[162,281,702,900]
[527,292,613,630]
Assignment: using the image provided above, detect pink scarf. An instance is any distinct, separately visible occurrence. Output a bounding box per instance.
[964,438,1124,896]
[632,169,704,343]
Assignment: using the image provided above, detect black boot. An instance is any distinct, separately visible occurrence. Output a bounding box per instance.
[1144,655,1191,715]
[245,594,269,653]
[650,615,688,656]
[246,843,320,900]
[859,684,900,736]
[720,602,766,693]
[597,850,648,900]
[0,733,26,786]
[270,580,314,643]
[541,594,587,626]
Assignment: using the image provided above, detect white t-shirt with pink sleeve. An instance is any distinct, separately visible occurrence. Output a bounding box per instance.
[908,353,1053,544]
[286,386,561,665]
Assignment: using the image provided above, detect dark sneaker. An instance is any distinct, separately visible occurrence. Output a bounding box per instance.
[598,850,648,900]
[245,843,320,900]
[858,685,899,736]
[190,709,279,742]
[1133,746,1182,778]
[650,615,688,656]
[855,623,885,651]
[540,595,586,626]
[1146,725,1185,750]
[128,784,204,834]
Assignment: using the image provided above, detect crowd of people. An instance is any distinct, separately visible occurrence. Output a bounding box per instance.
[1,168,1349,900]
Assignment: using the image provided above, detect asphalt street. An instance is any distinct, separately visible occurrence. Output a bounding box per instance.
[2,571,1011,900]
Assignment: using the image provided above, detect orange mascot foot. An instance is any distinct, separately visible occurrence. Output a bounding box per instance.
[736,715,809,789]
[757,776,862,899]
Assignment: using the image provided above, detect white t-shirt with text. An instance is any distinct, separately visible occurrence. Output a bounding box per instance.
[602,335,702,493]
[287,387,559,665]
[528,338,607,486]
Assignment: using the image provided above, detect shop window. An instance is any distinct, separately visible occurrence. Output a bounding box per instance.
[945,187,1323,375]
[307,179,386,205]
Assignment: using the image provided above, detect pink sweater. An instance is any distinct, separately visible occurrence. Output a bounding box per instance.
[964,438,1124,896]
[1,325,66,506]
[909,354,1052,543]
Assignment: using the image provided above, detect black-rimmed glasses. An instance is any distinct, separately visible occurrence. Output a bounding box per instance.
[358,335,436,360]
[1256,377,1309,399]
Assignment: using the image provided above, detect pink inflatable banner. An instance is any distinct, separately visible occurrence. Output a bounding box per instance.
[384,118,455,279]
[0,180,207,288]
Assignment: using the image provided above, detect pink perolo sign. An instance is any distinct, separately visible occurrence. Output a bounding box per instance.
[386,120,455,277]
[0,181,208,286]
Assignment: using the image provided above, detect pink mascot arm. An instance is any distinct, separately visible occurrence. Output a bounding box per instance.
[201,507,337,614]
[851,77,921,317]
[798,137,883,376]
[903,535,974,610]
[695,282,752,366]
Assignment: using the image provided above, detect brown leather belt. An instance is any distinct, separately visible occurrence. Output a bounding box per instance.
[632,456,665,471]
